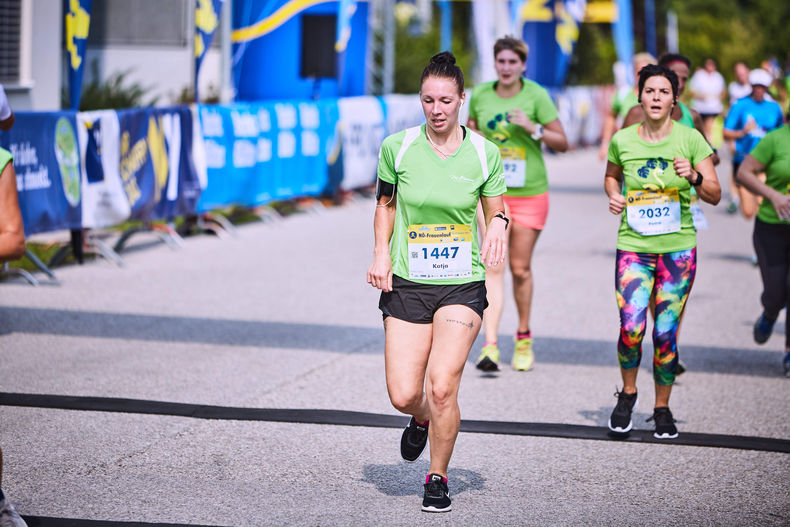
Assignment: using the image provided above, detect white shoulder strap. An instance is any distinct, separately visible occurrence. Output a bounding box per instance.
[394,126,422,172]
[468,130,490,182]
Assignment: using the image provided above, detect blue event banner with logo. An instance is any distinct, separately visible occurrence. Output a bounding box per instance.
[0,112,82,235]
[115,107,202,222]
[197,99,339,212]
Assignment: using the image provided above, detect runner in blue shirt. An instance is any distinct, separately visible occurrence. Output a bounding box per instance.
[723,69,784,219]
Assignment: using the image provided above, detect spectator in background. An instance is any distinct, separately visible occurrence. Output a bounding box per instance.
[689,58,725,142]
[0,85,15,131]
[597,52,656,161]
[723,69,785,220]
[728,62,752,106]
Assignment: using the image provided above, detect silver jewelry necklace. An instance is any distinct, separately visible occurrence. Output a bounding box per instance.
[426,126,459,158]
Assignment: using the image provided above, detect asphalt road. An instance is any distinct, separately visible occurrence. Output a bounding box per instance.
[1,149,788,526]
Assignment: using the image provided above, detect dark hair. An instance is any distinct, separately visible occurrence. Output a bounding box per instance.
[420,51,464,95]
[493,36,528,63]
[658,53,691,69]
[637,64,679,103]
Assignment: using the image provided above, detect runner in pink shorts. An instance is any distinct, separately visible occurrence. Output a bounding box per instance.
[467,36,568,372]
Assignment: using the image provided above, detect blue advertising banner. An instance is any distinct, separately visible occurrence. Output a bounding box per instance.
[195,0,225,100]
[64,0,92,110]
[0,112,82,235]
[116,107,202,222]
[197,98,338,212]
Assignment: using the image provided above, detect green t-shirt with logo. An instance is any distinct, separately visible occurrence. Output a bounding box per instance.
[750,125,790,224]
[608,123,713,253]
[378,125,506,285]
[0,147,12,173]
[468,79,558,197]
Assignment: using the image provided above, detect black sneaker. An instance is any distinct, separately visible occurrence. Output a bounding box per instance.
[608,389,638,434]
[648,406,678,439]
[422,474,452,512]
[753,313,775,344]
[400,417,428,462]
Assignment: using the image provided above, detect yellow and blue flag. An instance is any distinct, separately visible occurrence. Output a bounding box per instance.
[195,0,225,100]
[64,0,92,110]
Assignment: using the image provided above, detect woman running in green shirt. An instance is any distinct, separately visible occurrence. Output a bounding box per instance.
[605,65,720,439]
[467,36,568,372]
[367,52,507,512]
[736,125,790,376]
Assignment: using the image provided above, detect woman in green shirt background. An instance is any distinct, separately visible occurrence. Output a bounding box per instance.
[736,125,790,376]
[467,36,568,373]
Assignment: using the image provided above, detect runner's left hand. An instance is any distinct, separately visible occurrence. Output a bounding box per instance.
[673,157,695,182]
[480,217,507,267]
[507,108,536,135]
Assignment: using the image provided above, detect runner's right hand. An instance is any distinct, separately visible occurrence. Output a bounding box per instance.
[367,252,393,292]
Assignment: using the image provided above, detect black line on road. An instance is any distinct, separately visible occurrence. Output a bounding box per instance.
[23,517,224,527]
[2,392,788,454]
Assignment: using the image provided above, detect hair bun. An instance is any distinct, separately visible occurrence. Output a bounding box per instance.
[430,51,456,66]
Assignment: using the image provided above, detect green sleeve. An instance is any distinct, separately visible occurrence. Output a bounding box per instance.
[607,134,621,166]
[688,128,714,166]
[481,143,506,197]
[376,137,398,184]
[536,88,559,124]
[0,147,12,173]
[750,133,774,166]
[468,86,480,122]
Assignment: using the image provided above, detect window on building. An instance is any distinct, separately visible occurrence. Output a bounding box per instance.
[0,0,22,83]
[87,0,188,47]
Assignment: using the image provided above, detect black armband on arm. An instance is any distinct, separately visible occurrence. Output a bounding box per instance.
[376,178,395,200]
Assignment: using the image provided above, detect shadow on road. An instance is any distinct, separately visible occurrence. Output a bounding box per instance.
[361,462,485,497]
[0,306,782,377]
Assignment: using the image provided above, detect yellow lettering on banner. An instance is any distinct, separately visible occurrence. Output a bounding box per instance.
[555,3,579,54]
[120,131,148,207]
[65,0,90,69]
[522,0,553,22]
[147,116,169,201]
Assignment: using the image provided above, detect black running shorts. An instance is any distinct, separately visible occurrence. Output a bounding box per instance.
[379,275,488,324]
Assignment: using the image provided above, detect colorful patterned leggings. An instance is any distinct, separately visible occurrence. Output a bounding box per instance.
[615,248,697,385]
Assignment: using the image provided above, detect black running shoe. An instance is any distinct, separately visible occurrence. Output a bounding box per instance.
[400,417,428,462]
[648,406,678,439]
[422,474,452,512]
[753,313,775,344]
[608,389,638,434]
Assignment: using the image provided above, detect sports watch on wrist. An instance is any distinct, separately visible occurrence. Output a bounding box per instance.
[693,171,703,186]
[493,213,510,228]
[531,124,544,141]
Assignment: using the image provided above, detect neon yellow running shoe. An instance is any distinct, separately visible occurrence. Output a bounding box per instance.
[512,337,534,371]
[476,343,500,372]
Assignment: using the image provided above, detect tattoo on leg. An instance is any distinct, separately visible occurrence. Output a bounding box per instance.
[446,318,474,329]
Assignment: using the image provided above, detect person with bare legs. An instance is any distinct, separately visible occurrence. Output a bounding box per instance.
[367,52,507,512]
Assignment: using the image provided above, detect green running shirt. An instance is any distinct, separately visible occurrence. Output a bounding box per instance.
[608,123,713,253]
[678,102,695,129]
[750,125,790,224]
[377,125,506,285]
[0,147,11,173]
[468,79,558,197]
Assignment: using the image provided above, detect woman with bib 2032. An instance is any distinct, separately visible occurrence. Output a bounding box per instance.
[367,52,508,513]
[605,64,720,439]
[466,36,568,373]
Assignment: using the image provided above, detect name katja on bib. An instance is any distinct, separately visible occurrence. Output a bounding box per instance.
[407,224,472,279]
